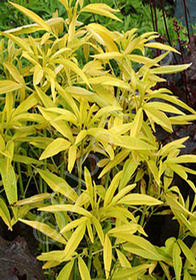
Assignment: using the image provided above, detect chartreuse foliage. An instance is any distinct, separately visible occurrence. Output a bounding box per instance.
[0,0,196,279]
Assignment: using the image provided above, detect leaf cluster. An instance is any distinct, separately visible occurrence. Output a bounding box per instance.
[0,1,196,279]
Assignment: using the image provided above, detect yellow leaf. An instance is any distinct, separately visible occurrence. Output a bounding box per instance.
[0,197,11,229]
[88,76,131,91]
[40,107,77,124]
[112,264,151,280]
[123,236,166,261]
[0,80,23,94]
[3,62,25,85]
[92,52,123,60]
[78,256,91,280]
[37,169,78,202]
[9,1,51,32]
[111,184,136,205]
[0,32,31,51]
[60,217,87,234]
[14,193,50,206]
[63,223,87,261]
[104,234,112,279]
[65,86,93,96]
[91,216,104,246]
[81,4,121,22]
[37,250,66,261]
[40,138,71,160]
[55,58,90,88]
[39,204,92,218]
[19,219,66,244]
[87,219,94,243]
[98,149,130,178]
[172,243,182,280]
[0,159,17,205]
[104,171,122,207]
[118,194,162,206]
[143,104,172,133]
[113,136,157,151]
[33,65,44,85]
[151,63,192,75]
[57,260,74,280]
[86,23,118,52]
[43,260,61,269]
[130,108,143,137]
[68,144,77,173]
[116,249,132,268]
[145,42,180,54]
[84,167,94,207]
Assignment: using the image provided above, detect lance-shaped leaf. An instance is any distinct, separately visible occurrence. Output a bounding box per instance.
[57,260,74,280]
[37,250,66,261]
[145,42,180,54]
[112,136,157,151]
[0,80,23,94]
[151,63,192,75]
[117,193,162,206]
[40,138,71,160]
[172,243,182,280]
[112,264,151,280]
[62,222,87,261]
[0,197,11,229]
[37,169,78,202]
[13,193,50,206]
[123,235,167,261]
[81,3,121,21]
[0,159,17,206]
[19,219,66,244]
[104,171,122,207]
[38,204,92,218]
[78,256,91,280]
[9,1,51,32]
[104,234,112,279]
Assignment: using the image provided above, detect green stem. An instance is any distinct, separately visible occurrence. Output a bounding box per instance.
[17,162,24,198]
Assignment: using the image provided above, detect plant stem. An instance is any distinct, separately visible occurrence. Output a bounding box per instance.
[17,162,24,198]
[159,0,172,46]
[182,0,190,42]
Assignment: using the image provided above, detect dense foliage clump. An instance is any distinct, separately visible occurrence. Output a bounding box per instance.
[0,1,196,279]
